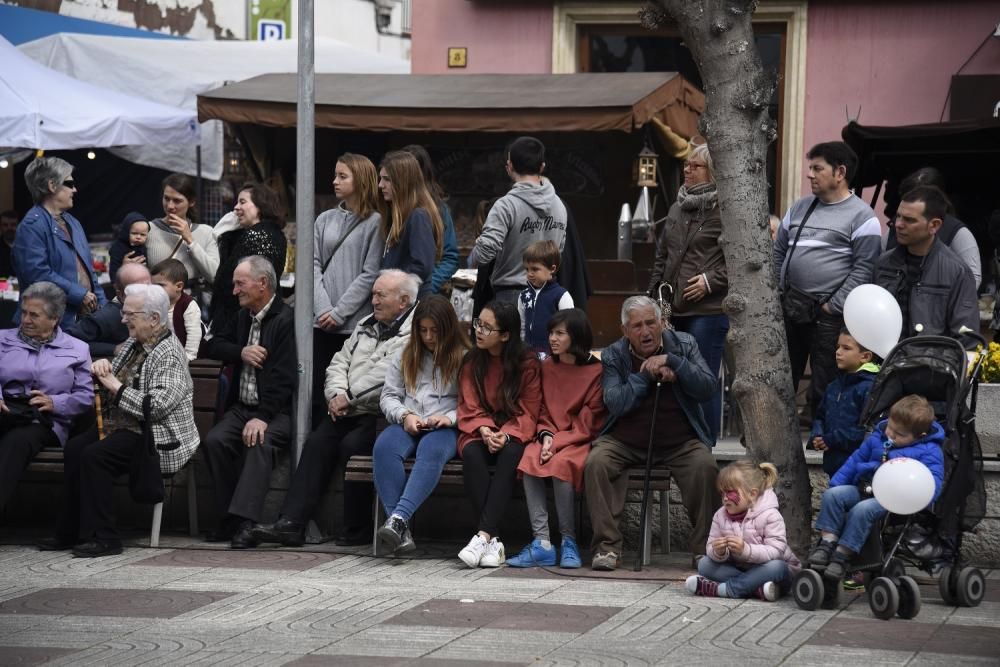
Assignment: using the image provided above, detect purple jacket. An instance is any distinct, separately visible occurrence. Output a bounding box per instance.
[0,328,93,445]
[706,488,802,573]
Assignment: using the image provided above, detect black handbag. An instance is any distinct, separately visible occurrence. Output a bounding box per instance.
[1,393,54,429]
[129,395,164,504]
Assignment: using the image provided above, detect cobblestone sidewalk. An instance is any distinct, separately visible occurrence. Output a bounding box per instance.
[0,539,997,666]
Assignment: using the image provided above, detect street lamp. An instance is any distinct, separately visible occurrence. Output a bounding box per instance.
[635,145,659,188]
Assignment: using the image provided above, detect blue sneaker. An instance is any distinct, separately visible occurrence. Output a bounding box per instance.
[559,536,582,569]
[505,539,556,567]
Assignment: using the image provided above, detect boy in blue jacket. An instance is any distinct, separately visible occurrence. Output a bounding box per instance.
[808,394,945,580]
[809,330,879,477]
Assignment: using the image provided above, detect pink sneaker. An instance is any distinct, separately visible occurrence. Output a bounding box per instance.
[685,575,721,597]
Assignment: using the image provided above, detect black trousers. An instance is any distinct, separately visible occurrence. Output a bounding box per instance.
[0,423,59,510]
[202,405,292,522]
[57,428,142,545]
[461,439,526,536]
[281,414,376,532]
[785,310,844,417]
[311,330,350,422]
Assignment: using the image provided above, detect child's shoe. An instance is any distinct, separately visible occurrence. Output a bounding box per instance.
[824,551,850,580]
[479,538,506,568]
[808,539,836,568]
[559,536,582,569]
[506,539,556,567]
[755,581,780,601]
[685,575,721,598]
[458,534,489,568]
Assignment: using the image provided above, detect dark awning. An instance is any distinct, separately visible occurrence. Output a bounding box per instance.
[197,72,705,135]
[843,119,1000,189]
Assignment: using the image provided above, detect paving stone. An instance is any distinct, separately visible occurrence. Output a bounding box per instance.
[424,628,576,663]
[781,646,914,666]
[946,602,1000,628]
[288,656,517,666]
[385,599,622,633]
[134,549,339,571]
[315,625,472,658]
[0,646,79,665]
[908,652,1000,666]
[0,587,234,619]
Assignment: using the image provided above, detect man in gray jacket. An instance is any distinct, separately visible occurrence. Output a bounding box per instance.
[469,136,567,303]
[773,141,881,415]
[251,269,418,547]
[874,185,979,347]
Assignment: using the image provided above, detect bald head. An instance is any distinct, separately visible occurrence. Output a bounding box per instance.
[115,263,152,299]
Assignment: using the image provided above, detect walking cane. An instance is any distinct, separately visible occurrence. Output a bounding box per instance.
[635,381,662,572]
[95,392,105,440]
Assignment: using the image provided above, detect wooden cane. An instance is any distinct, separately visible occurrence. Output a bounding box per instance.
[95,392,105,440]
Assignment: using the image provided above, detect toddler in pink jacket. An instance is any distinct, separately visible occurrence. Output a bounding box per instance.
[686,461,801,601]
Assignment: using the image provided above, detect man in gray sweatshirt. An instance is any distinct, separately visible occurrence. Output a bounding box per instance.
[773,141,881,416]
[469,137,567,303]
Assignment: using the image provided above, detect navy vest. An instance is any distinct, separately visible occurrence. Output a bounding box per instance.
[521,280,567,352]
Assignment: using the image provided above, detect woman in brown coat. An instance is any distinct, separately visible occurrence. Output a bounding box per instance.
[647,143,728,445]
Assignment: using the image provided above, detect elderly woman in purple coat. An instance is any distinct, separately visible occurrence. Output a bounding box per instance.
[0,281,94,511]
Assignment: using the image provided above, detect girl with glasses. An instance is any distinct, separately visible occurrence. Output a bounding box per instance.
[456,300,541,568]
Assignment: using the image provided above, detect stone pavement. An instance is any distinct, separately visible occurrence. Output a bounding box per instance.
[0,537,997,666]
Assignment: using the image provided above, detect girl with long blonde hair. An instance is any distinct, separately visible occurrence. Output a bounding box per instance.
[373,295,470,555]
[377,151,443,298]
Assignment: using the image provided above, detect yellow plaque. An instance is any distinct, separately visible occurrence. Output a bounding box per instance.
[448,47,467,68]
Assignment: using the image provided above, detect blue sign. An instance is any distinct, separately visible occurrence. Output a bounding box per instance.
[257,19,285,41]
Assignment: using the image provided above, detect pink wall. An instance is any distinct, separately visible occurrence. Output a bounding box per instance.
[411,0,552,74]
[802,0,1000,201]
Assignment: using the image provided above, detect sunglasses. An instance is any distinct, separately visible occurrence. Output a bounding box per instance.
[61,179,77,189]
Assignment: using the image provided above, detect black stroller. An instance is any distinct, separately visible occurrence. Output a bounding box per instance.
[793,335,988,619]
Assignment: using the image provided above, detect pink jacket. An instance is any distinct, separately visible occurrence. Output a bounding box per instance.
[706,488,801,573]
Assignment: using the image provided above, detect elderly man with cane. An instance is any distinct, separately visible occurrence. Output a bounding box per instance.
[584,295,720,571]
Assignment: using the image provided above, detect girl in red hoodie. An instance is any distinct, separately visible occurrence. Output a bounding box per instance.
[686,461,801,601]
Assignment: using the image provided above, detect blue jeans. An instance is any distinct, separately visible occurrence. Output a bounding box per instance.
[373,424,457,521]
[673,314,729,445]
[698,557,791,598]
[814,484,887,553]
[698,556,791,598]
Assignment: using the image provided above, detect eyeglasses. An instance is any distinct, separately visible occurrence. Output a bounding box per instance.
[682,162,707,172]
[121,309,148,321]
[472,318,500,336]
[61,179,77,189]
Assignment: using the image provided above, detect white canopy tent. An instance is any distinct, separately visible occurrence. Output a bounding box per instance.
[19,33,410,180]
[0,35,199,150]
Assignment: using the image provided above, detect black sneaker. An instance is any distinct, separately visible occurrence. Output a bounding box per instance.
[377,514,407,552]
[808,539,836,568]
[824,551,850,580]
[395,526,416,555]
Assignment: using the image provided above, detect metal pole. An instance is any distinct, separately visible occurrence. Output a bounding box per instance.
[293,0,315,467]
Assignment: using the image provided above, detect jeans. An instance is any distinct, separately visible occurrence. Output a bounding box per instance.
[814,484,887,553]
[785,310,843,417]
[673,314,729,445]
[373,424,457,521]
[698,557,791,598]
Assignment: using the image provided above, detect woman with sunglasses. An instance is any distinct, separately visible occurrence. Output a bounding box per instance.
[456,301,541,568]
[13,157,105,328]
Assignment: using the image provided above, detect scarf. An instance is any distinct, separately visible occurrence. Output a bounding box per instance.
[676,181,719,212]
[17,328,55,350]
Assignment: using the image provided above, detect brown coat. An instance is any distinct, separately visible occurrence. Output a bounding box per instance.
[647,201,728,317]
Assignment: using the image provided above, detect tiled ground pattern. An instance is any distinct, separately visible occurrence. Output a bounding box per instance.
[0,543,997,666]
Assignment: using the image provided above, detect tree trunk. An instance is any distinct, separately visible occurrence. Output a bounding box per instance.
[645,0,812,551]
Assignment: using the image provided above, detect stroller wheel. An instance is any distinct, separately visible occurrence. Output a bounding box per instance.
[896,575,921,619]
[956,567,986,607]
[938,566,957,606]
[882,557,905,581]
[793,569,825,611]
[868,577,899,620]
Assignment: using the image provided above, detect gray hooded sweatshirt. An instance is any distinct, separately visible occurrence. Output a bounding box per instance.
[471,179,567,290]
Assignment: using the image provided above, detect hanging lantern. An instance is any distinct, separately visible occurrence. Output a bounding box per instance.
[635,145,658,188]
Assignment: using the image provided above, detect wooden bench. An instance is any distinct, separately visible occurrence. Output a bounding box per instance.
[24,359,223,547]
[345,455,672,563]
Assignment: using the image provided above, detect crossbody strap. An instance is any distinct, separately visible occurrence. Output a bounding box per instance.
[780,197,820,288]
[321,217,367,274]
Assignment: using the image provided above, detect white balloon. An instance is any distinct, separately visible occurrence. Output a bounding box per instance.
[843,284,903,359]
[872,457,935,515]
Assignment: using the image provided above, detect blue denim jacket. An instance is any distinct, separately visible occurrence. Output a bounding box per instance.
[600,329,716,446]
[13,205,106,328]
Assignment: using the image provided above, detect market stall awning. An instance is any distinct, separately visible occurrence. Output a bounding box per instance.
[197,72,704,135]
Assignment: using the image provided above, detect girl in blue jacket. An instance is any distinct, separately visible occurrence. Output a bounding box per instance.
[808,394,945,580]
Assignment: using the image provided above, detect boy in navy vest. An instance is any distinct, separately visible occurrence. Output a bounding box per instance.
[151,258,203,362]
[518,240,573,355]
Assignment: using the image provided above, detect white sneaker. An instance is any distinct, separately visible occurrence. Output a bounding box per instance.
[756,581,779,602]
[458,534,489,568]
[479,538,506,568]
[685,575,699,594]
